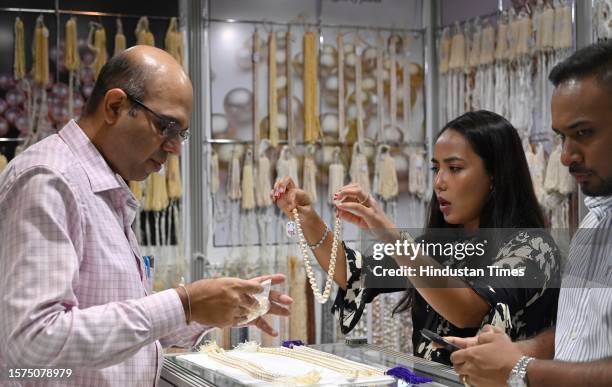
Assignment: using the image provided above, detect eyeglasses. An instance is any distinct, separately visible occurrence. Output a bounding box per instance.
[125,92,190,142]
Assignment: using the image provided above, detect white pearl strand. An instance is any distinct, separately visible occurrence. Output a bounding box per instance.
[292,208,342,304]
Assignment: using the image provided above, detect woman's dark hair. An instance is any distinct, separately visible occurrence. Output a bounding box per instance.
[393,110,545,314]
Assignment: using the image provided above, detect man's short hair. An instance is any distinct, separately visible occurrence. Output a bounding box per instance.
[549,40,612,93]
[82,53,149,117]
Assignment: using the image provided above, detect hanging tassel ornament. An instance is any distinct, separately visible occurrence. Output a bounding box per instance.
[64,17,80,118]
[129,180,144,202]
[275,145,299,186]
[349,143,370,195]
[241,147,256,210]
[167,154,182,200]
[228,146,242,201]
[136,16,155,46]
[303,31,321,143]
[165,17,184,65]
[14,17,26,81]
[88,23,107,79]
[33,16,50,87]
[302,144,318,203]
[255,141,273,208]
[0,154,8,173]
[268,31,279,147]
[374,145,399,201]
[328,148,345,204]
[114,18,127,56]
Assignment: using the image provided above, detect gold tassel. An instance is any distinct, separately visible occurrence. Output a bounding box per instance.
[33,16,49,87]
[129,180,144,202]
[303,32,320,143]
[146,172,169,212]
[136,16,155,46]
[114,18,127,56]
[64,18,80,72]
[166,154,182,200]
[88,23,107,79]
[0,154,8,173]
[165,17,183,65]
[14,17,26,80]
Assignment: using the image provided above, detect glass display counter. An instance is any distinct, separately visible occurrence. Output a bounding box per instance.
[161,342,463,386]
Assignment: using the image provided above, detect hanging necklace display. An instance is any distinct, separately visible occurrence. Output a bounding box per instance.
[439,27,452,123]
[510,8,534,140]
[448,21,466,120]
[292,204,341,304]
[494,10,510,120]
[350,41,371,196]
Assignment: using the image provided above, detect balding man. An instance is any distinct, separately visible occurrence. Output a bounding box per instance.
[0,46,292,386]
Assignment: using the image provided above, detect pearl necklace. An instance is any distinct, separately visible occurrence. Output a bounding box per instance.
[292,208,342,303]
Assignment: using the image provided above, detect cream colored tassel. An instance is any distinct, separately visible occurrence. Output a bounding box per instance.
[255,142,272,208]
[374,145,399,200]
[14,17,26,80]
[275,145,299,186]
[268,32,279,147]
[114,18,127,56]
[0,154,8,173]
[167,154,182,200]
[241,147,256,210]
[146,172,169,212]
[211,150,220,195]
[64,18,80,72]
[228,147,242,200]
[350,143,370,195]
[136,16,155,46]
[165,17,183,65]
[328,148,345,204]
[337,33,347,143]
[439,27,451,74]
[302,144,317,203]
[33,16,49,87]
[129,180,144,202]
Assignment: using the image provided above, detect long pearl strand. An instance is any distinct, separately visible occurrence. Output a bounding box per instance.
[292,208,341,303]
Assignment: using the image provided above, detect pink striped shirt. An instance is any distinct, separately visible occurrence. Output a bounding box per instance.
[0,120,208,386]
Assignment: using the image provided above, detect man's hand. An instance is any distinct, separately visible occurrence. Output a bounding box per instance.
[183,277,263,327]
[246,274,293,336]
[450,325,523,387]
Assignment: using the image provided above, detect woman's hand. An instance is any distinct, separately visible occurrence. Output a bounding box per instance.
[334,183,398,243]
[271,176,313,218]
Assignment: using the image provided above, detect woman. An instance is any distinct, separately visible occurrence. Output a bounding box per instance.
[272,111,560,365]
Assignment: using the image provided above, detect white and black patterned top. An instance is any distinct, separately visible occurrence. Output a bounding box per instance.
[332,230,561,365]
[555,195,612,361]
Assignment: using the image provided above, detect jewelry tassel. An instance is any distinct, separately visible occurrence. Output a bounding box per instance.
[64,17,80,118]
[114,18,126,56]
[135,16,155,46]
[88,23,107,80]
[167,154,182,200]
[228,147,242,201]
[328,148,345,204]
[0,155,8,174]
[14,17,26,81]
[256,141,273,208]
[302,144,318,203]
[303,31,320,144]
[165,17,183,65]
[349,143,370,195]
[275,145,299,186]
[375,145,399,201]
[268,31,279,147]
[241,147,256,210]
[33,16,49,87]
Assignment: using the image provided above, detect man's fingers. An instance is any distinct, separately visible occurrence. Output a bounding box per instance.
[268,289,293,305]
[238,293,258,309]
[251,273,286,285]
[254,317,277,336]
[444,336,478,349]
[450,348,469,366]
[477,331,503,345]
[235,279,264,294]
[267,302,290,317]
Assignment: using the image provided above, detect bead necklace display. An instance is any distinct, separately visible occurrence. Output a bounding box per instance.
[292,208,342,303]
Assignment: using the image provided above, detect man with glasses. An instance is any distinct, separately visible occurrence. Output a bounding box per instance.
[0,45,292,386]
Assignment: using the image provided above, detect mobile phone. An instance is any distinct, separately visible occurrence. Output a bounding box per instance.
[420,329,462,353]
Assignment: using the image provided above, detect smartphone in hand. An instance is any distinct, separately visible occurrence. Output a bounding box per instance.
[421,329,462,353]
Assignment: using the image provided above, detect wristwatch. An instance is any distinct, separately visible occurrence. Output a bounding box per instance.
[507,356,534,387]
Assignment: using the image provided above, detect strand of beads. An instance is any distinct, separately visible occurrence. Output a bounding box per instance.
[292,208,342,303]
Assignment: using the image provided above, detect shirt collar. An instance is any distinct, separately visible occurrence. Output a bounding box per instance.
[584,195,612,221]
[58,119,124,193]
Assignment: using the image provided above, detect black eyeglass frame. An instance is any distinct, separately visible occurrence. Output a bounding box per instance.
[125,92,190,142]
